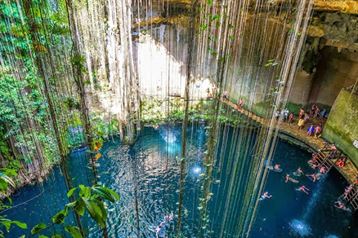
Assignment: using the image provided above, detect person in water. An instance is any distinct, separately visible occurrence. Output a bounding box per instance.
[285,174,299,183]
[308,154,319,169]
[306,173,322,182]
[259,192,272,201]
[274,164,281,171]
[334,200,351,212]
[293,167,304,177]
[155,213,174,238]
[319,166,327,174]
[296,185,310,195]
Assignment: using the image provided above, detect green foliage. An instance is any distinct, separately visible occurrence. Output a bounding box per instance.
[27,184,119,237]
[0,218,27,233]
[323,90,358,166]
[71,54,86,73]
[0,1,120,237]
[51,209,67,224]
[264,59,279,67]
[141,97,246,127]
[31,223,47,234]
[65,226,82,238]
[0,171,27,238]
[65,184,120,229]
[285,102,303,116]
[91,117,119,142]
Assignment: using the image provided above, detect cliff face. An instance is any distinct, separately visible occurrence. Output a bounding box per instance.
[323,89,358,165]
[314,0,358,14]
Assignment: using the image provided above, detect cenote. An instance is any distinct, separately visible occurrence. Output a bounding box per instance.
[1,0,358,237]
[3,124,356,237]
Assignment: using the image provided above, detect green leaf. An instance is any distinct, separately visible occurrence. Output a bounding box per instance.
[74,199,85,216]
[12,220,27,230]
[92,185,120,202]
[31,223,47,234]
[1,219,11,232]
[78,185,91,198]
[65,201,77,208]
[39,235,49,238]
[52,209,67,224]
[65,225,83,238]
[67,187,77,197]
[0,173,15,188]
[83,199,106,228]
[51,234,64,238]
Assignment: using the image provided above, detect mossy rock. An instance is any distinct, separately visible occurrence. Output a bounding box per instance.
[323,89,358,166]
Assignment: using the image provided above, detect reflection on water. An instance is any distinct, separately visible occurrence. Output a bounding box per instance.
[289,219,312,237]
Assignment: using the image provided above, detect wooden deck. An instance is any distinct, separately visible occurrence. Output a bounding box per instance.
[222,99,358,185]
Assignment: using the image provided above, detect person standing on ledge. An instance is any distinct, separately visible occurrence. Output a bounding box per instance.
[222,91,228,100]
[288,112,294,124]
[314,124,322,138]
[299,108,305,119]
[307,124,315,136]
[237,98,244,110]
[298,118,305,130]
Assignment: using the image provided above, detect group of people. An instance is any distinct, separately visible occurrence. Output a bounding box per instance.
[223,93,328,139]
[334,184,355,212]
[274,108,292,122]
[272,105,325,139]
[296,107,324,138]
[260,152,335,201]
[260,162,313,201]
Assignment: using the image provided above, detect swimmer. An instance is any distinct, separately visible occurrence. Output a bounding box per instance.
[273,164,282,172]
[293,167,304,177]
[259,192,272,201]
[285,174,299,183]
[308,155,319,169]
[296,185,310,195]
[155,213,174,238]
[319,166,327,174]
[334,201,351,212]
[155,222,165,238]
[306,173,322,182]
[266,163,282,173]
[164,213,174,222]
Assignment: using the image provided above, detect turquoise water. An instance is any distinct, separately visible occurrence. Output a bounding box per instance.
[2,124,357,237]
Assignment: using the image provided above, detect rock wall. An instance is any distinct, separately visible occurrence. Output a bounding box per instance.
[288,70,314,105]
[307,47,358,106]
[323,89,358,166]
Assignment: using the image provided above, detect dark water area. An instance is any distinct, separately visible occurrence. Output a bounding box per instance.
[2,124,357,238]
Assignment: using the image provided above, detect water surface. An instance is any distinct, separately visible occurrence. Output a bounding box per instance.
[3,124,357,237]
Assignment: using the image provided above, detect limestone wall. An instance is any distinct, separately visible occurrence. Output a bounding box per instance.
[288,70,314,105]
[308,47,358,106]
[323,89,358,166]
